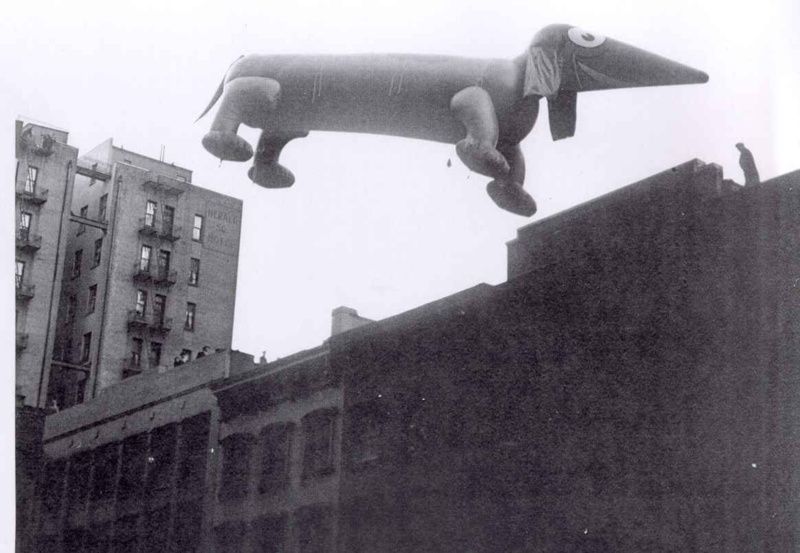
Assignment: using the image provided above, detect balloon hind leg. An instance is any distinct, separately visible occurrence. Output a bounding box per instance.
[201,77,282,162]
[248,130,309,188]
[450,86,510,179]
[486,142,537,217]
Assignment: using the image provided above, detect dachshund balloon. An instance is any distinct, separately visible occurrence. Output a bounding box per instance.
[199,24,708,216]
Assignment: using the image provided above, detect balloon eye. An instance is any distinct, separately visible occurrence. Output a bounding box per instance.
[568,27,606,48]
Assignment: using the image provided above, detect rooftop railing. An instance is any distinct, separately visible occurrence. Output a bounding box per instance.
[143,172,186,195]
[16,187,49,204]
[16,283,35,300]
[132,262,152,282]
[16,230,42,251]
[76,158,112,180]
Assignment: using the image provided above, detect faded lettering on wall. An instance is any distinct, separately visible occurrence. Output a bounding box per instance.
[204,202,241,255]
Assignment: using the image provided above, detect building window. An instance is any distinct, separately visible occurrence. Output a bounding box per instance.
[135,289,148,315]
[149,341,162,367]
[146,425,177,495]
[184,302,196,331]
[252,514,288,553]
[348,400,390,468]
[113,515,139,553]
[64,338,73,363]
[144,506,170,552]
[173,501,203,553]
[258,424,293,494]
[98,194,108,221]
[66,294,77,321]
[25,166,38,193]
[302,409,337,480]
[78,205,88,234]
[153,294,166,325]
[64,528,87,553]
[189,258,200,286]
[87,284,97,313]
[80,332,92,363]
[296,505,333,553]
[139,245,152,272]
[214,521,246,553]
[15,260,25,289]
[219,434,254,501]
[86,524,112,553]
[145,200,157,227]
[18,211,32,240]
[131,338,143,367]
[118,433,147,500]
[192,215,203,242]
[178,413,211,492]
[162,205,175,235]
[67,451,92,512]
[41,459,67,518]
[157,249,171,278]
[90,443,119,502]
[72,249,83,278]
[92,238,103,267]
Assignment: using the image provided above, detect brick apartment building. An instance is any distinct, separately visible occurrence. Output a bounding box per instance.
[15,120,80,553]
[27,160,799,553]
[48,138,243,409]
[15,120,78,408]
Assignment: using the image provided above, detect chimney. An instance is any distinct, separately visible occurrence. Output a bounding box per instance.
[331,306,373,336]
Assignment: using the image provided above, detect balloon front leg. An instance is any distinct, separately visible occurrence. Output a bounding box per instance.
[248,130,309,188]
[450,86,510,179]
[486,143,537,217]
[201,77,282,162]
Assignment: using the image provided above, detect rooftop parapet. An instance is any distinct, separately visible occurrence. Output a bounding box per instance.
[507,160,739,279]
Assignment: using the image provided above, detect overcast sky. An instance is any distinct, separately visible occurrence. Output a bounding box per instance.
[2,0,798,361]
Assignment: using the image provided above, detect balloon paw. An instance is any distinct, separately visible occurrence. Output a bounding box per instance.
[456,139,510,178]
[248,163,295,188]
[486,180,537,217]
[202,131,253,162]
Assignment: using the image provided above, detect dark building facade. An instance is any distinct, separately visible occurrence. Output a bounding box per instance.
[212,346,341,553]
[29,160,799,552]
[34,351,256,553]
[331,161,799,553]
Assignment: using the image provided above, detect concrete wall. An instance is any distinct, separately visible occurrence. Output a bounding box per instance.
[43,350,253,445]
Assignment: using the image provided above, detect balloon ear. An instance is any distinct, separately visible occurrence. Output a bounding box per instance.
[524,47,561,98]
[547,90,577,140]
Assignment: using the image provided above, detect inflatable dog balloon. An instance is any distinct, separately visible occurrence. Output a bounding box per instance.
[199,24,708,216]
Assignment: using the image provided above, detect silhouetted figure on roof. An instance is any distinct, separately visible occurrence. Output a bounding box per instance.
[736,142,760,186]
